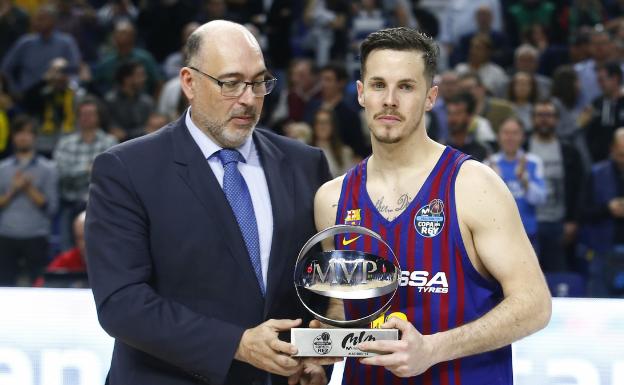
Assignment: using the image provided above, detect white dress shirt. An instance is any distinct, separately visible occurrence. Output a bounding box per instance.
[186,108,273,287]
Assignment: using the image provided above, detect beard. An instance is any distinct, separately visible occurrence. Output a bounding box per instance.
[448,121,468,135]
[193,106,259,148]
[372,129,403,144]
[535,124,555,137]
[14,144,33,154]
[370,108,420,144]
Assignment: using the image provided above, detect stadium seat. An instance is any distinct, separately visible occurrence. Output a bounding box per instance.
[545,272,587,297]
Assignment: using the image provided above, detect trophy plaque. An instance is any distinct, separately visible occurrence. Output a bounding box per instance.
[292,225,401,357]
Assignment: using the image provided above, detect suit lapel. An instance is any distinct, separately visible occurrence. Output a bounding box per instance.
[254,131,295,318]
[171,119,262,296]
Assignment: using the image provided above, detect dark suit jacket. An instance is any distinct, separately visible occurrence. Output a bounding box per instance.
[86,115,331,385]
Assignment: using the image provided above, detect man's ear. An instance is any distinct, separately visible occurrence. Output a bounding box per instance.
[425,85,438,111]
[356,80,365,108]
[180,67,195,101]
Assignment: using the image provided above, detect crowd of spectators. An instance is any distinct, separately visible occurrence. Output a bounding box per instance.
[0,0,623,297]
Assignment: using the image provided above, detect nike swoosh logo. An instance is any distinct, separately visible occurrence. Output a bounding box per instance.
[342,236,361,246]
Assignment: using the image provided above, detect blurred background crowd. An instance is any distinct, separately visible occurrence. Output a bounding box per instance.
[0,0,623,298]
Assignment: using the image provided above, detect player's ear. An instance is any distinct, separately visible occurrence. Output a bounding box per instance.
[357,80,365,107]
[425,85,438,111]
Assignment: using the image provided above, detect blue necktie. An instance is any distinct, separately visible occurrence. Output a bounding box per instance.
[216,149,265,295]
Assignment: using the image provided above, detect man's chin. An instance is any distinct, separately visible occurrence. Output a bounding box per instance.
[220,126,254,147]
[373,133,402,144]
[378,138,402,145]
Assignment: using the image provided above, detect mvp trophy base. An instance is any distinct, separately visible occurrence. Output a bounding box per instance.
[291,328,398,357]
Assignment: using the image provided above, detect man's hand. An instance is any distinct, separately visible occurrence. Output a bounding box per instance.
[358,317,436,378]
[515,155,529,190]
[608,198,624,218]
[109,126,127,142]
[11,171,28,191]
[305,320,345,365]
[563,221,578,245]
[288,319,343,385]
[235,318,302,377]
[21,173,33,188]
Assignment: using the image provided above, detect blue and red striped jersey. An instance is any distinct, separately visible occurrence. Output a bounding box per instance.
[334,146,512,385]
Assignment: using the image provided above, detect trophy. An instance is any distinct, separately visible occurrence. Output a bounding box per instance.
[292,225,401,357]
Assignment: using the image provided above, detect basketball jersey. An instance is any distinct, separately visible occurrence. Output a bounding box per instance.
[334,146,512,385]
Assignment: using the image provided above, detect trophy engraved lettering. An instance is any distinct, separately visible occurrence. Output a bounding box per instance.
[292,225,401,357]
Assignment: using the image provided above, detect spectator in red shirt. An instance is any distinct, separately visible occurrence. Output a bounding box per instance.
[34,211,86,287]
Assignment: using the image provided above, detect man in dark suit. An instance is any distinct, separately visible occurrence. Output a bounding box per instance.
[85,20,332,385]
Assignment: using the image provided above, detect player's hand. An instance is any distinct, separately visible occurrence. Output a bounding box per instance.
[235,318,303,376]
[357,316,436,377]
[288,360,328,385]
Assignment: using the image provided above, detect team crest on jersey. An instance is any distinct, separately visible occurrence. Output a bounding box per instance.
[414,198,445,238]
[344,209,361,226]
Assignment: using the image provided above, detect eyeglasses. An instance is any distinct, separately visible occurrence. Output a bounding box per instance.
[188,66,276,97]
[534,112,556,117]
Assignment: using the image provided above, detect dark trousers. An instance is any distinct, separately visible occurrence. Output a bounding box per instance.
[537,221,567,272]
[0,235,49,286]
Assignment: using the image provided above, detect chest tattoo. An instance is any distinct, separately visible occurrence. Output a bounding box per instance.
[374,193,412,221]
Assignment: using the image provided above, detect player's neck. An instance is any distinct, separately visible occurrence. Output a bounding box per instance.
[369,128,442,176]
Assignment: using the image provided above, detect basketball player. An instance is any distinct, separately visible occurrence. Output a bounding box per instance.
[313,28,552,384]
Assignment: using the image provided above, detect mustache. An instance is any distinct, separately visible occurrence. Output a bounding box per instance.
[229,107,257,119]
[373,109,405,120]
[535,124,555,132]
[15,146,33,153]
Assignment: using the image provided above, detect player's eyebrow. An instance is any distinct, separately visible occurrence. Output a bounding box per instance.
[367,76,417,83]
